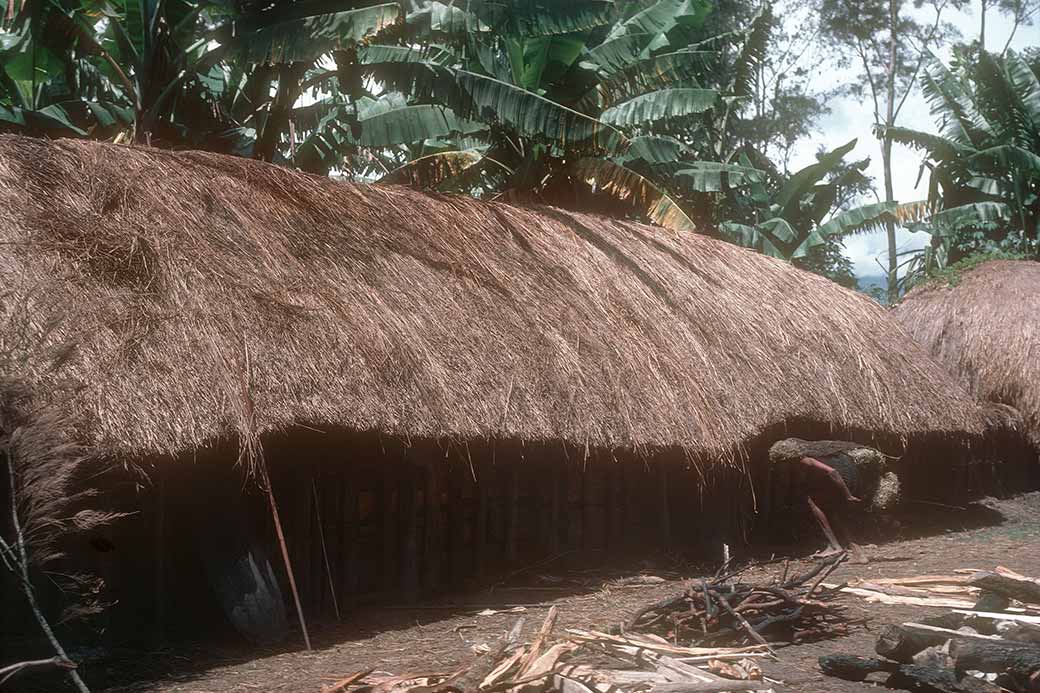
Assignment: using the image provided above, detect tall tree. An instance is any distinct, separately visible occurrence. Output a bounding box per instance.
[818,0,966,302]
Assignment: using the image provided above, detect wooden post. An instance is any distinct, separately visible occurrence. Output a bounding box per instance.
[263,465,311,651]
[506,464,520,563]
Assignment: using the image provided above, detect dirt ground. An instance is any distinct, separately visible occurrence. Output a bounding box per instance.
[20,493,1040,693]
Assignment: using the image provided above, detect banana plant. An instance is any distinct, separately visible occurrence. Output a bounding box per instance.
[883,49,1040,268]
[355,0,784,231]
[714,138,903,260]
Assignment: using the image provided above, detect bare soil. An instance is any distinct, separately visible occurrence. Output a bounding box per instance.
[20,493,1040,693]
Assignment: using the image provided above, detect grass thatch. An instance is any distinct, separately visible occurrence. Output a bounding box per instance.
[895,260,1040,445]
[0,134,984,469]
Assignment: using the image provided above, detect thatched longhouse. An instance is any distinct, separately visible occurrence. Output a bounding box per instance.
[895,260,1040,449]
[0,135,989,643]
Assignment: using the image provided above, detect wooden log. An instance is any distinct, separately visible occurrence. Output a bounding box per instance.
[886,664,1008,693]
[950,638,1040,678]
[877,623,1001,663]
[821,655,1007,692]
[819,654,898,681]
[970,571,1040,606]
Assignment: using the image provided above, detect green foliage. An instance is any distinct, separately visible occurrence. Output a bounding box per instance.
[888,49,1040,287]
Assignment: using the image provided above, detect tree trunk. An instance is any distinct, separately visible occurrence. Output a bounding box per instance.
[980,0,987,51]
[884,0,900,304]
[255,63,306,163]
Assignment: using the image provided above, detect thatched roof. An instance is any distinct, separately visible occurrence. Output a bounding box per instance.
[895,260,1040,444]
[0,135,984,466]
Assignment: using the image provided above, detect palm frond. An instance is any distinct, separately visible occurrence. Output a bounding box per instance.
[357,104,482,147]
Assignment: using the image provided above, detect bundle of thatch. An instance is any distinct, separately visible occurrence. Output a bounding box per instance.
[0,135,984,472]
[895,261,1040,447]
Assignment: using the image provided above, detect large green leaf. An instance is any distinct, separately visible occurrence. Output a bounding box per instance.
[718,221,782,257]
[815,201,899,238]
[1004,51,1040,135]
[366,59,622,148]
[573,157,698,232]
[359,43,458,66]
[884,126,969,160]
[595,50,711,107]
[621,135,692,165]
[969,145,1040,178]
[671,161,765,192]
[379,150,485,188]
[929,202,1012,234]
[586,32,655,73]
[238,3,401,63]
[775,138,856,218]
[599,87,716,129]
[358,104,481,146]
[468,0,615,36]
[608,0,710,40]
[920,54,994,147]
[729,3,771,98]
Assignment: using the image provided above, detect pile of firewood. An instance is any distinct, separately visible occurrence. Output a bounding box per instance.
[323,607,778,693]
[623,553,851,651]
[820,567,1040,692]
[322,556,859,693]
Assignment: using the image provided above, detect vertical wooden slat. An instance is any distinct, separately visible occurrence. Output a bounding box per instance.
[341,474,360,610]
[154,468,166,643]
[607,463,622,555]
[548,464,561,555]
[506,464,520,563]
[400,466,420,603]
[423,461,442,594]
[658,466,671,546]
[381,464,396,595]
[475,462,489,578]
[448,465,469,584]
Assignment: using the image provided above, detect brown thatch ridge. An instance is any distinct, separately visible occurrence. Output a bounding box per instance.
[895,260,1040,445]
[0,135,984,466]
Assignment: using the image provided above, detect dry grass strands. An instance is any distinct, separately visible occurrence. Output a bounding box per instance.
[0,135,985,473]
[895,260,1040,446]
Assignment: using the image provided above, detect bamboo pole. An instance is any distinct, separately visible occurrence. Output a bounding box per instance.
[154,469,166,642]
[312,479,341,620]
[263,466,311,651]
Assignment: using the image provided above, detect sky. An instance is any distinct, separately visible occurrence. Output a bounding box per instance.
[782,0,1039,279]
